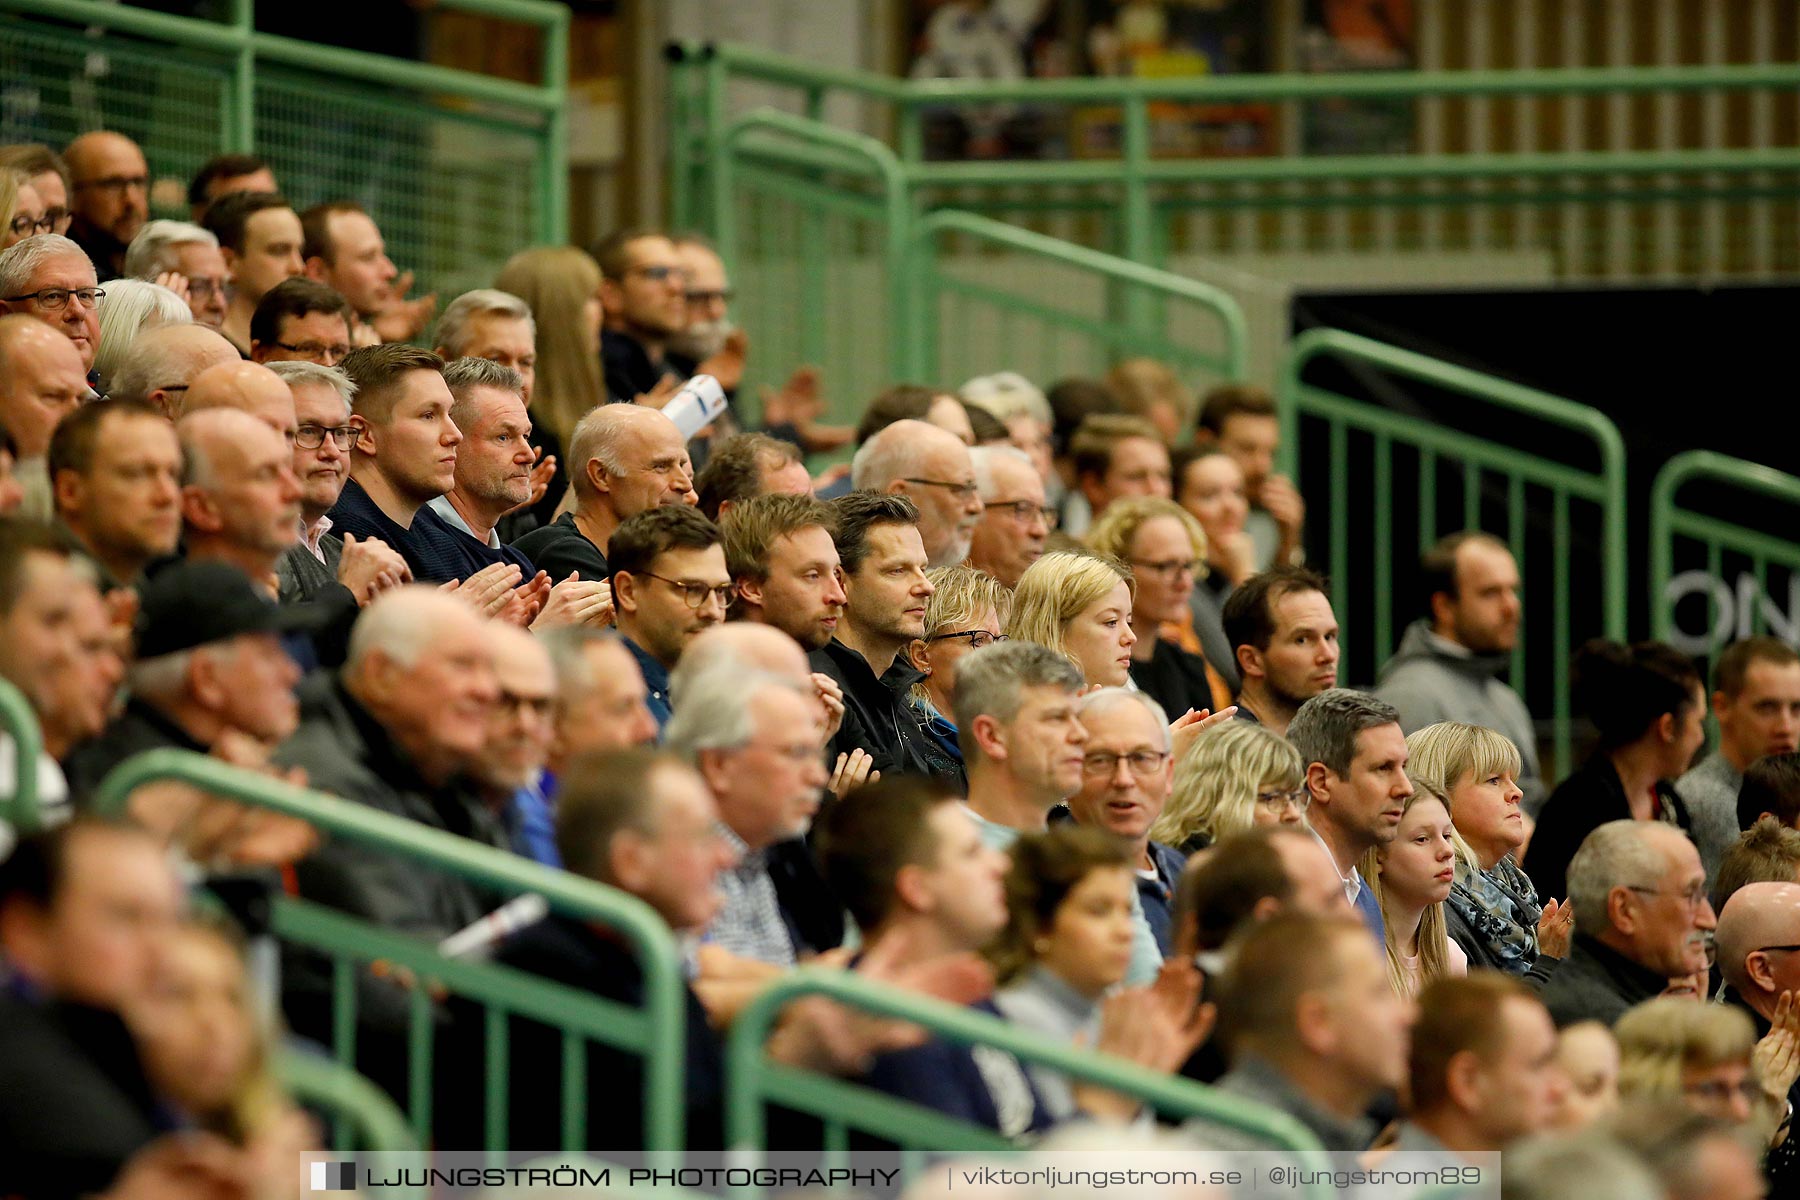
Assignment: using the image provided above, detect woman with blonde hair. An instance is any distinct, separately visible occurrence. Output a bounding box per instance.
[1007,550,1137,688]
[1153,719,1306,852]
[1362,781,1469,996]
[2,167,50,250]
[93,278,191,392]
[1104,357,1193,446]
[905,564,1013,780]
[1407,721,1572,977]
[1614,997,1797,1144]
[1087,496,1229,716]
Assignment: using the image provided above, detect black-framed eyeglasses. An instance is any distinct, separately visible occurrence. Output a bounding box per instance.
[8,214,54,237]
[1255,788,1311,812]
[928,630,1006,649]
[639,572,732,611]
[184,278,231,300]
[73,174,147,194]
[1081,750,1171,778]
[1757,944,1800,954]
[985,498,1058,530]
[627,265,680,282]
[902,477,981,503]
[1626,884,1712,911]
[3,286,104,311]
[295,424,359,450]
[1132,557,1202,579]
[272,340,351,364]
[42,207,71,232]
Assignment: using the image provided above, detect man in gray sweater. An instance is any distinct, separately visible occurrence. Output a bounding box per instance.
[1376,531,1544,813]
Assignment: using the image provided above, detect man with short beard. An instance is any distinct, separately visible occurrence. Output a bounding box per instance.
[1377,531,1541,811]
[666,236,743,390]
[595,229,690,403]
[851,419,982,570]
[1222,565,1341,737]
[721,493,846,652]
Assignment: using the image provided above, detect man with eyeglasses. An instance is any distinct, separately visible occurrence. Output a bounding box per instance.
[967,444,1051,588]
[594,228,692,404]
[249,277,354,368]
[0,233,103,375]
[1716,881,1800,1193]
[665,667,829,966]
[607,505,731,733]
[852,418,984,569]
[62,131,148,278]
[123,219,231,331]
[0,313,89,519]
[1539,819,1716,1029]
[1059,687,1187,955]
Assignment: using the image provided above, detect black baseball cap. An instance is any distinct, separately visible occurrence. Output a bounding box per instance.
[135,559,322,659]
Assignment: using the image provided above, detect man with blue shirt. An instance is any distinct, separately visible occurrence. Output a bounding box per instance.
[607,505,730,733]
[1287,688,1413,944]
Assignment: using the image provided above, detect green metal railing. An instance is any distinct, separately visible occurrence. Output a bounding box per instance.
[92,749,687,1153]
[0,678,43,837]
[1,0,567,301]
[727,968,1332,1194]
[1650,451,1800,655]
[280,1050,419,1154]
[1279,328,1626,775]
[907,209,1247,391]
[670,43,1800,278]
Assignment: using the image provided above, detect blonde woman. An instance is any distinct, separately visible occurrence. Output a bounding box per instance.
[1087,496,1230,716]
[1007,550,1137,688]
[93,278,191,393]
[1614,997,1797,1145]
[1362,782,1469,996]
[1408,721,1573,978]
[907,564,1013,722]
[1154,719,1305,852]
[2,167,49,250]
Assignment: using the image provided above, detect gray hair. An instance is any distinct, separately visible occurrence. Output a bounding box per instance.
[1567,820,1673,932]
[566,403,634,497]
[1287,688,1402,777]
[442,356,524,432]
[345,586,469,672]
[126,648,197,704]
[123,220,219,280]
[969,443,1033,501]
[951,640,1083,755]
[0,233,89,297]
[960,370,1051,426]
[662,667,803,763]
[1500,1134,1662,1200]
[94,279,191,390]
[266,359,355,417]
[1076,686,1171,752]
[536,626,621,701]
[851,419,942,491]
[435,288,534,357]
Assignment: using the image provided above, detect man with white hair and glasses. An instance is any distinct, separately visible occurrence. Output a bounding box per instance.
[0,234,103,376]
[123,219,230,330]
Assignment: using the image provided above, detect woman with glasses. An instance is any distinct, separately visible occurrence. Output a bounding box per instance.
[1153,719,1306,853]
[1408,721,1573,979]
[1087,496,1231,720]
[1362,781,1469,996]
[1614,998,1797,1147]
[905,565,1012,782]
[1,168,50,251]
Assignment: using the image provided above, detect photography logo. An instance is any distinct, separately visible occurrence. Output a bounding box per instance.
[309,1161,356,1192]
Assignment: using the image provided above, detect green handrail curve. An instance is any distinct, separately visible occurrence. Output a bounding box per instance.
[908,209,1248,386]
[1649,450,1800,646]
[0,679,43,837]
[1279,328,1626,776]
[280,1049,420,1153]
[726,967,1334,1196]
[90,748,687,1151]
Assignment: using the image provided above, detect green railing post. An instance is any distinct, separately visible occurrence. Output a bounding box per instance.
[1650,451,1800,645]
[91,749,689,1151]
[539,2,570,245]
[227,0,255,152]
[0,679,43,837]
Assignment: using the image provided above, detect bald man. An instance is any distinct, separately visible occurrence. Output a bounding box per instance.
[0,314,88,518]
[178,408,302,588]
[513,401,696,584]
[179,360,297,442]
[63,132,149,277]
[851,418,982,568]
[276,586,503,1042]
[1716,881,1800,1193]
[106,323,238,414]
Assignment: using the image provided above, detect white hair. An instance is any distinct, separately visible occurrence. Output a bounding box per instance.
[662,667,806,763]
[852,419,942,491]
[94,279,192,391]
[1566,820,1674,933]
[0,233,89,297]
[346,587,471,672]
[266,359,355,417]
[566,403,647,498]
[961,370,1051,426]
[1076,686,1172,752]
[435,288,534,357]
[123,220,219,280]
[969,443,1034,500]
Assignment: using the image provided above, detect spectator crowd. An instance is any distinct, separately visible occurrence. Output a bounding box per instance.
[1,131,1795,1200]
